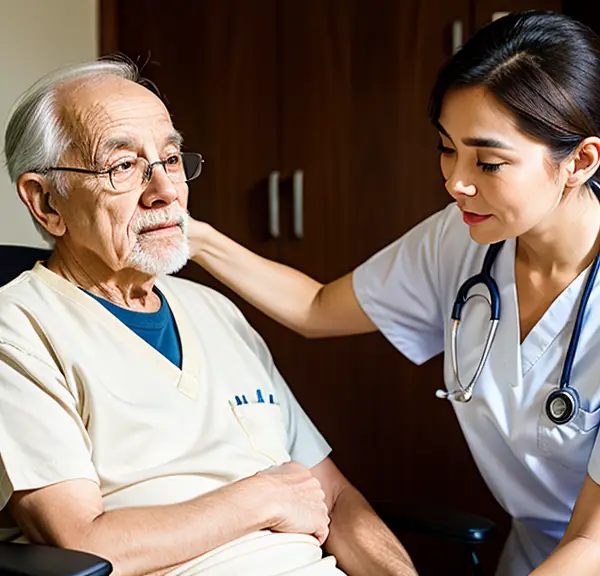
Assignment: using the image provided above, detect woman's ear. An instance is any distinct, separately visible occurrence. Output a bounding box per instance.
[564,137,600,188]
[17,173,66,237]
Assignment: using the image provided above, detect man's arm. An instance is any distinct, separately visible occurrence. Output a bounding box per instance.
[311,458,417,576]
[8,462,329,576]
[531,474,600,575]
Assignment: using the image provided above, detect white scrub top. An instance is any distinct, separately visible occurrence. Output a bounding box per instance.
[353,202,600,575]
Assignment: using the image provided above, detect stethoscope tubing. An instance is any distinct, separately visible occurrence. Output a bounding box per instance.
[441,180,600,423]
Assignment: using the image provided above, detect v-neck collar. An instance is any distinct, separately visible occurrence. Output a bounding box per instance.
[31,262,200,401]
[495,241,590,379]
[488,238,522,388]
[518,262,588,378]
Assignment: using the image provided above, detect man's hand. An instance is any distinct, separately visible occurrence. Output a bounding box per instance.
[256,461,331,544]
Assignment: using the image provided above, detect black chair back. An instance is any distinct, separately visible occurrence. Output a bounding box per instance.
[0,245,52,287]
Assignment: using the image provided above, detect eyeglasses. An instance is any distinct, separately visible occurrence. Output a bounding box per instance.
[42,152,204,194]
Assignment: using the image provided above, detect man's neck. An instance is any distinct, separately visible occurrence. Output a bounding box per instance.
[47,243,161,312]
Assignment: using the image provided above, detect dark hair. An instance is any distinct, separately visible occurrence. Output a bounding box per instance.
[429,10,600,184]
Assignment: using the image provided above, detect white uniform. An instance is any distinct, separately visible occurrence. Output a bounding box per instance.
[0,264,344,576]
[353,202,600,575]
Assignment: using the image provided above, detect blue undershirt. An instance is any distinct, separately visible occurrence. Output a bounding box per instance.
[86,288,182,369]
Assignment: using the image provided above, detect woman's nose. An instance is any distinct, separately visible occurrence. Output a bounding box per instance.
[445,172,477,198]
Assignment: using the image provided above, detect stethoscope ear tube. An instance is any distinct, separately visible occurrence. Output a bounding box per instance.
[439,225,600,426]
[442,242,504,403]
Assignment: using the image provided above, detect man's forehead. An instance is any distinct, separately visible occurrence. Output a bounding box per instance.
[62,74,161,108]
[97,130,183,158]
[58,75,179,157]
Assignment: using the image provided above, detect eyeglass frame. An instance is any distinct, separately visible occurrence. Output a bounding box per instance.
[38,152,204,193]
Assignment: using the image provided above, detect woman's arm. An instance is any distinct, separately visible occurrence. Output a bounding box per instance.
[188,220,377,338]
[532,474,600,575]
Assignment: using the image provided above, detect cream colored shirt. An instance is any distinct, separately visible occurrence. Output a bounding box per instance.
[0,263,341,575]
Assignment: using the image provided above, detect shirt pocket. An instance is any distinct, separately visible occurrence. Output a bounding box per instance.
[537,403,600,471]
[231,402,291,465]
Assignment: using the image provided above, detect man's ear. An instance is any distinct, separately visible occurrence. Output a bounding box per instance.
[16,173,66,237]
[564,137,600,189]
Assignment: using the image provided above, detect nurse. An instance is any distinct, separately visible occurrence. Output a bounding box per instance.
[188,11,600,576]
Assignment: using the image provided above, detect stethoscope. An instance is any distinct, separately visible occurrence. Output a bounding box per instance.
[436,181,600,426]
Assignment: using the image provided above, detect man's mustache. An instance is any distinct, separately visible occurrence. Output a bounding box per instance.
[130,207,189,234]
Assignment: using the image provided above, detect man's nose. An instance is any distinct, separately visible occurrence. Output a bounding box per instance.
[141,162,179,207]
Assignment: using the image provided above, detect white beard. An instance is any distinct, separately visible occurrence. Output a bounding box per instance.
[127,205,190,276]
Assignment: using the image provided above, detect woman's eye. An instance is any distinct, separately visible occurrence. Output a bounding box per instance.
[437,144,455,154]
[477,162,505,173]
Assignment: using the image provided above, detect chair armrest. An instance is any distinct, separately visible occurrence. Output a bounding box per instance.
[0,541,112,576]
[373,501,497,545]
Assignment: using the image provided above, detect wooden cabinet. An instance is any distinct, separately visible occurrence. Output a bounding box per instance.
[102,1,560,572]
[474,0,560,29]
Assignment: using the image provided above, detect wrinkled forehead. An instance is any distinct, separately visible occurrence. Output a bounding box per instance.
[57,75,181,165]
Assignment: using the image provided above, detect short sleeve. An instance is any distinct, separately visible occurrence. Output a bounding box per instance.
[353,206,452,365]
[0,341,99,514]
[587,437,600,484]
[270,365,332,468]
[207,293,331,468]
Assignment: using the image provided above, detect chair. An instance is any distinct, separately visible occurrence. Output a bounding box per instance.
[0,245,496,576]
[0,246,112,575]
[373,502,496,575]
[0,245,52,286]
[0,506,495,576]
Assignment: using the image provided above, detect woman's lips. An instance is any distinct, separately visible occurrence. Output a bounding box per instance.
[462,211,492,225]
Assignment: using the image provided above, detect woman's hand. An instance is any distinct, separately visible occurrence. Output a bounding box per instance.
[186,217,214,261]
[184,215,376,338]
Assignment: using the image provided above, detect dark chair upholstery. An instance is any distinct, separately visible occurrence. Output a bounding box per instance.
[0,245,52,286]
[0,542,112,576]
[0,245,496,576]
[373,502,497,575]
[0,245,113,575]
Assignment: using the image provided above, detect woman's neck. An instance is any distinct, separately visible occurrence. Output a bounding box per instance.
[516,187,600,278]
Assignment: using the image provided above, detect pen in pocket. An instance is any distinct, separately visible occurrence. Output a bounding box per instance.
[232,390,277,406]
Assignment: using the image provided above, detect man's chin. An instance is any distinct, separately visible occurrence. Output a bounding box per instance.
[127,237,190,276]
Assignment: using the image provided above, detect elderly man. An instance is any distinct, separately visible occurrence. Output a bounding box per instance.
[0,59,416,576]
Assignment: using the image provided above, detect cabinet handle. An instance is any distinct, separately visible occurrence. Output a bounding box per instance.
[452,20,463,54]
[268,171,280,238]
[293,170,304,239]
[492,11,510,21]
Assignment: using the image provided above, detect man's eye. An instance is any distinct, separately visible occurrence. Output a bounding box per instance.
[165,154,181,166]
[112,160,136,173]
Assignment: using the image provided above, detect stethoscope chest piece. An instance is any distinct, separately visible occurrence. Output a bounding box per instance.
[545,388,580,426]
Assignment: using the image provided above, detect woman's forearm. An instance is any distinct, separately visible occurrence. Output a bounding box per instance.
[188,221,376,337]
[188,221,324,335]
[531,536,600,575]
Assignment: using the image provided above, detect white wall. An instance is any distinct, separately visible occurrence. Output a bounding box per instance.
[0,0,98,247]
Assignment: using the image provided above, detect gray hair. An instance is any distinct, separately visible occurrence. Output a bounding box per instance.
[3,58,142,241]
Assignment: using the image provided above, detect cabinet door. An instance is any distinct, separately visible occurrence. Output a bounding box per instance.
[564,1,600,37]
[273,1,509,573]
[112,0,282,332]
[473,0,562,31]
